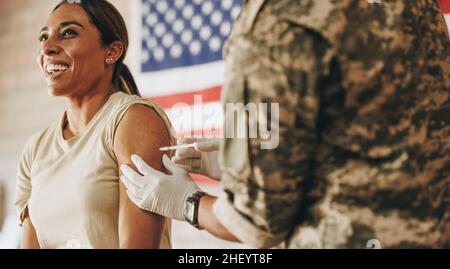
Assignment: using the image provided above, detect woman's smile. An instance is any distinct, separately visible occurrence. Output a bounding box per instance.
[43,61,71,81]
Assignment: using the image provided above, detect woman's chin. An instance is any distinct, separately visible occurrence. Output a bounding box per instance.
[47,86,68,97]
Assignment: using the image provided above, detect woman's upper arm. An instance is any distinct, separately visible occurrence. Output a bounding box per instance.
[15,137,40,249]
[114,104,172,249]
[15,137,35,226]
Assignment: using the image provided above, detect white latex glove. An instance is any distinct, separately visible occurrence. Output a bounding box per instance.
[120,154,201,221]
[172,138,221,180]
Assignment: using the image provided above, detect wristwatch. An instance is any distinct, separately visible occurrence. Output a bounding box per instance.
[184,191,207,230]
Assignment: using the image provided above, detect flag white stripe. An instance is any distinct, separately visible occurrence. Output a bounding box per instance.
[136,61,225,97]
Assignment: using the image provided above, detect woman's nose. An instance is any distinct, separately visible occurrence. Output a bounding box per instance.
[41,38,61,56]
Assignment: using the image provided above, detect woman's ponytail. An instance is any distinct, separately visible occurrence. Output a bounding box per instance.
[114,63,141,97]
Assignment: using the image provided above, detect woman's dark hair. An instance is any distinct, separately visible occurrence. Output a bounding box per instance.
[54,0,140,96]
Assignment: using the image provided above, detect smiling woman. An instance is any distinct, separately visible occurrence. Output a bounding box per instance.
[14,0,175,249]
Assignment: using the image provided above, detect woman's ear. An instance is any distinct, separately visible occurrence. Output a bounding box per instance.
[105,41,124,65]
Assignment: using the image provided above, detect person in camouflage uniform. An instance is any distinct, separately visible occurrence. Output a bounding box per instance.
[219,0,450,248]
[121,0,449,248]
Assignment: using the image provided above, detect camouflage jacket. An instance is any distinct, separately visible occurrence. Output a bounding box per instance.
[214,0,450,248]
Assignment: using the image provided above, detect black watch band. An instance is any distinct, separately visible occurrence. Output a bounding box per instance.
[184,191,207,230]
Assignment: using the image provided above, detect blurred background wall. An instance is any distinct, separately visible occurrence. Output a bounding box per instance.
[0,0,67,220]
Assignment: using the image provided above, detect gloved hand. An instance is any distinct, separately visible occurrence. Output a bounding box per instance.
[120,154,201,221]
[172,138,221,180]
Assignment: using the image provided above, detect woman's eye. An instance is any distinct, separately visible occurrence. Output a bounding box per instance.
[62,29,77,38]
[39,34,48,42]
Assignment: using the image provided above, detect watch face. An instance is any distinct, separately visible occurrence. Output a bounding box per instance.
[185,201,195,222]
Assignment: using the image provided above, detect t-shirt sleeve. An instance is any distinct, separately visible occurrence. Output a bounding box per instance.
[14,136,37,226]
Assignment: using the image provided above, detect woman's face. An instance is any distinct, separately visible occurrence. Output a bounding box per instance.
[38,4,108,97]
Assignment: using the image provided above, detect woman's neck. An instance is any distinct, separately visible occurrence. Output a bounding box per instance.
[63,84,116,139]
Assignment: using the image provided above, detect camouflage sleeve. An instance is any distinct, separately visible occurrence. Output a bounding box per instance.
[214,23,335,248]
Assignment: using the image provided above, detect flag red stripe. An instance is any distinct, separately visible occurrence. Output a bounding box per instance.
[192,174,220,185]
[439,0,450,13]
[146,86,222,109]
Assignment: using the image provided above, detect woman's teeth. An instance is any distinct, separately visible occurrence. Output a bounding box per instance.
[46,64,69,74]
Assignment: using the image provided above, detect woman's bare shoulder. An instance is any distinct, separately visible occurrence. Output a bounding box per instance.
[113,103,172,167]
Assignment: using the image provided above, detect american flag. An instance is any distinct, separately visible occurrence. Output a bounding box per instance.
[136,0,243,138]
